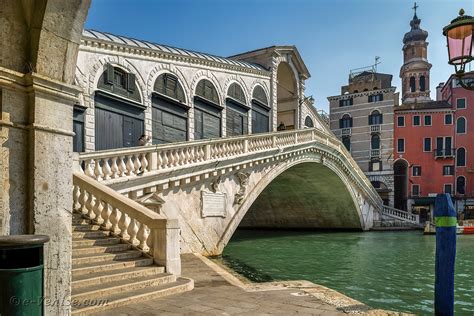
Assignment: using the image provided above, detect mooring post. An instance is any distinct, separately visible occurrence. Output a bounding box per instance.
[434,193,457,316]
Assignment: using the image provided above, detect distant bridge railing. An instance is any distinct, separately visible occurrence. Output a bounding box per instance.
[382,205,419,224]
[77,128,380,207]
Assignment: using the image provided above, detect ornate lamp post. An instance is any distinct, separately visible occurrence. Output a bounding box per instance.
[443,9,474,90]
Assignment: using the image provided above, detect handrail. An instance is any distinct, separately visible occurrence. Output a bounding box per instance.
[382,205,419,224]
[77,127,382,207]
[73,172,181,274]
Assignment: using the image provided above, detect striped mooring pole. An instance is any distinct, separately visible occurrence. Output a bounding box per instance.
[434,193,457,316]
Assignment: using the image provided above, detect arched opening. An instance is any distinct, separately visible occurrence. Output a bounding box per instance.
[239,163,361,230]
[339,114,352,128]
[371,134,380,149]
[369,110,383,125]
[95,64,144,150]
[457,148,466,167]
[152,73,188,144]
[251,85,270,134]
[276,62,298,130]
[410,76,416,92]
[457,176,466,195]
[304,116,314,128]
[194,79,222,139]
[371,181,390,206]
[394,160,409,211]
[226,83,248,136]
[457,117,466,134]
[419,76,426,91]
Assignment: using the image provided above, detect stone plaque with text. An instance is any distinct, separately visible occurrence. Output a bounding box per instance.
[201,191,227,218]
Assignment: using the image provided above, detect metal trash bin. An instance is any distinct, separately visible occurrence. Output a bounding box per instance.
[0,235,49,316]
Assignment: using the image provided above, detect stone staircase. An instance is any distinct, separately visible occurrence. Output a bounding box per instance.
[71,212,193,315]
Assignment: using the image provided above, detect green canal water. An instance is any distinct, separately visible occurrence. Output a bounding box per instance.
[221,230,474,315]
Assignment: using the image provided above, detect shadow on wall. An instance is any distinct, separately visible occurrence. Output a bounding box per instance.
[240,162,362,230]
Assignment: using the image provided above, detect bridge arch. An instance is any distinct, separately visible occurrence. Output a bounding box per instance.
[216,153,364,254]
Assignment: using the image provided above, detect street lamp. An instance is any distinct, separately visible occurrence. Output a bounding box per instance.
[443,9,474,90]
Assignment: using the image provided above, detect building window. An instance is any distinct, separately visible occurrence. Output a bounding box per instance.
[456,176,466,194]
[413,115,421,126]
[397,139,405,153]
[397,116,405,127]
[445,114,453,125]
[419,76,426,91]
[339,114,352,128]
[369,160,382,172]
[412,166,422,177]
[196,79,220,105]
[436,137,453,157]
[369,110,383,125]
[371,134,380,149]
[443,165,454,176]
[339,98,353,107]
[444,184,453,195]
[456,147,466,167]
[424,115,432,126]
[456,98,466,109]
[304,116,314,128]
[342,136,351,151]
[154,73,186,103]
[456,117,466,134]
[113,69,126,88]
[410,76,416,92]
[423,138,431,152]
[412,184,420,196]
[368,94,383,103]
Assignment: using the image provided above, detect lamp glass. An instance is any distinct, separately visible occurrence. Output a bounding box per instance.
[447,24,473,65]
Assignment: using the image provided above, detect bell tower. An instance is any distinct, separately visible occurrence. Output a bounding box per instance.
[400,3,432,103]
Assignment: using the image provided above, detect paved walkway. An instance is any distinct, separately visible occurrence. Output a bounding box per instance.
[96,254,407,316]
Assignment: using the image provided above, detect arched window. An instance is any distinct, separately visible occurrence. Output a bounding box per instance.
[98,63,141,102]
[369,110,383,125]
[227,83,246,105]
[353,90,359,93]
[252,85,268,106]
[419,76,426,91]
[304,116,314,128]
[457,148,466,167]
[154,73,185,103]
[410,76,416,92]
[342,136,351,151]
[371,134,380,149]
[340,114,352,128]
[457,176,466,194]
[457,117,466,134]
[196,79,219,105]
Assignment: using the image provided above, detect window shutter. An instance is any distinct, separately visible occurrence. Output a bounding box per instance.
[350,98,353,105]
[105,64,114,84]
[350,118,353,127]
[379,94,383,101]
[127,73,136,92]
[339,100,343,107]
[339,119,343,128]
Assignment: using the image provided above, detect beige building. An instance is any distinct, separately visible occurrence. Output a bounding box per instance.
[329,70,399,206]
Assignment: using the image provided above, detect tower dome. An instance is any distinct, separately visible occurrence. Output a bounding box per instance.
[403,13,428,44]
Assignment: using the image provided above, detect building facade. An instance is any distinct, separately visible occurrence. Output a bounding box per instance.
[74,31,325,153]
[393,10,474,221]
[329,71,397,206]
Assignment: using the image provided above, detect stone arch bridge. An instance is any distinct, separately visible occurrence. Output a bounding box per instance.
[74,127,383,259]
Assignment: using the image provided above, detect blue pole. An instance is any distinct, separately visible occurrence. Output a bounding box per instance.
[434,193,457,316]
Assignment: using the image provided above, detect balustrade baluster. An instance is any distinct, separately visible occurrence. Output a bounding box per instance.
[79,187,87,215]
[93,197,104,224]
[110,157,119,178]
[109,207,121,235]
[118,212,130,240]
[73,185,80,211]
[101,202,112,229]
[127,218,139,246]
[141,153,149,172]
[118,156,126,177]
[85,191,95,219]
[136,223,150,251]
[101,159,112,180]
[133,154,142,174]
[146,230,154,255]
[94,159,104,180]
[125,156,134,175]
[85,160,94,178]
[157,151,164,170]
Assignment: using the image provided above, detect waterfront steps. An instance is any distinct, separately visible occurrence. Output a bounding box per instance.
[71,212,193,315]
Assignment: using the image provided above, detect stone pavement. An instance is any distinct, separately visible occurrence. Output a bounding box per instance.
[95,254,406,316]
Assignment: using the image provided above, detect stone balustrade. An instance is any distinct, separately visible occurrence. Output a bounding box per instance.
[73,172,181,275]
[77,128,380,208]
[382,205,419,224]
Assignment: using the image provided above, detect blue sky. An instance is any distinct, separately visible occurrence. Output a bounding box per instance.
[85,0,473,111]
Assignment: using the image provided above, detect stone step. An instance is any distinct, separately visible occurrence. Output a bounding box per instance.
[72,243,131,256]
[72,257,154,278]
[72,237,121,248]
[73,230,110,239]
[72,273,176,302]
[72,250,143,266]
[71,278,194,315]
[72,224,102,231]
[72,266,165,289]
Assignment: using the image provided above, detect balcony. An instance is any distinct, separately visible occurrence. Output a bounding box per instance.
[370,149,381,158]
[370,125,381,133]
[341,128,351,136]
[434,148,455,159]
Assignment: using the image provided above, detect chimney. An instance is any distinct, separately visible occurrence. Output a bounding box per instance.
[436,82,444,101]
